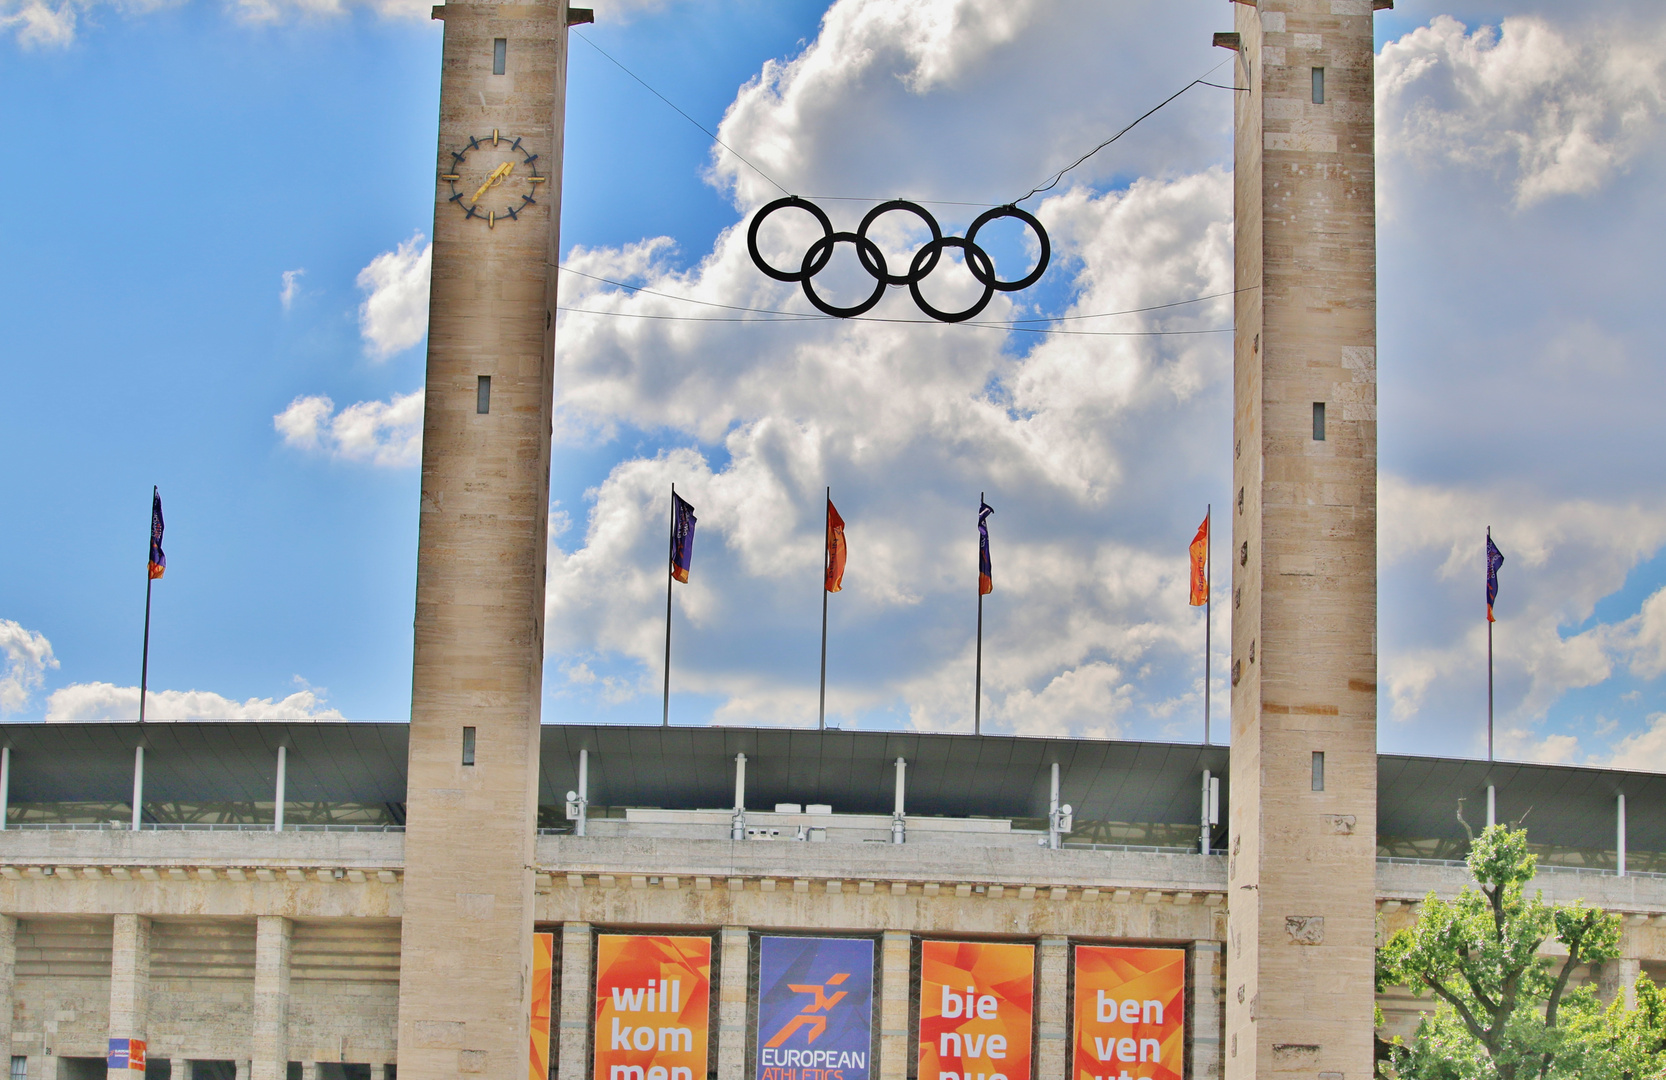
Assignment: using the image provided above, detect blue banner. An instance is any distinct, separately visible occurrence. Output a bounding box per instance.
[756,936,873,1080]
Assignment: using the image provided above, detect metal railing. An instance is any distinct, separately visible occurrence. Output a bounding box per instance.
[5,822,403,833]
[1377,855,1666,881]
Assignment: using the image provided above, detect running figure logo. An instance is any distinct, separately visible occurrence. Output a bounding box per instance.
[765,973,850,1046]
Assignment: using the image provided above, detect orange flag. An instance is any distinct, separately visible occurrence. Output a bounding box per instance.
[1188,514,1209,607]
[825,499,847,593]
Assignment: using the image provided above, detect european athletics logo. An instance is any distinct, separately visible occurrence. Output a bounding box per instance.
[756,937,874,1080]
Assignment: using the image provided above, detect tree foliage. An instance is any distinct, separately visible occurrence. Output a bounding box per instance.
[1375,824,1665,1080]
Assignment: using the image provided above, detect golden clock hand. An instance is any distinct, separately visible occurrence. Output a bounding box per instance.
[470,161,516,205]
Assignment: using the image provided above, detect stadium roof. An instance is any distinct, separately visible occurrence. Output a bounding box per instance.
[0,723,1653,852]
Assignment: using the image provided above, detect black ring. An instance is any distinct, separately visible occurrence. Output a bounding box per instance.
[856,199,942,286]
[747,196,834,283]
[907,237,996,323]
[964,204,1050,292]
[799,232,890,318]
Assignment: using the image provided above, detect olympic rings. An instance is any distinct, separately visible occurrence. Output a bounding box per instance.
[801,232,889,318]
[745,195,1050,323]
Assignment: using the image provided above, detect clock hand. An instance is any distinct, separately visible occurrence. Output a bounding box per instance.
[470,161,516,205]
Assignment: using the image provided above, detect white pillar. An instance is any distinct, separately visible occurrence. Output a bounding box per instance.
[0,916,15,1077]
[131,746,145,831]
[1048,761,1061,850]
[0,745,10,830]
[1036,937,1069,1080]
[273,746,286,832]
[1201,770,1213,855]
[891,758,906,844]
[731,753,747,840]
[1617,793,1627,877]
[1486,784,1495,829]
[575,748,588,837]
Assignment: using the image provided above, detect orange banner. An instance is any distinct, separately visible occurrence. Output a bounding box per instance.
[919,940,1034,1080]
[530,932,554,1080]
[1071,946,1184,1080]
[594,934,712,1080]
[1187,515,1209,607]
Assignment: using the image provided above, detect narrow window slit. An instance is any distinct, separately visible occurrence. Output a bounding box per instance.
[462,727,477,766]
[477,375,491,414]
[1312,67,1325,105]
[1311,751,1325,791]
[1312,401,1326,441]
[493,38,507,75]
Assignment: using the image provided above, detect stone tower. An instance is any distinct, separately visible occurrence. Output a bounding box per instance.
[1226,4,1383,1080]
[397,3,585,1078]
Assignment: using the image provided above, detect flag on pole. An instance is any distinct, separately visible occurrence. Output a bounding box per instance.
[825,499,846,593]
[1188,514,1209,606]
[670,493,697,583]
[148,490,166,580]
[1486,531,1504,623]
[978,500,994,595]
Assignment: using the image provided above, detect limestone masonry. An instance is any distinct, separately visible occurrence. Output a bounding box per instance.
[4,7,1662,1080]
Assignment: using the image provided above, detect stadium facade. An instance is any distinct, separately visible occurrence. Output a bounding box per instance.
[6,7,1662,1080]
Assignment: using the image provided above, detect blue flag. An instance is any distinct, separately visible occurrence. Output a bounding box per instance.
[1486,530,1504,623]
[978,500,993,596]
[148,489,166,580]
[670,493,696,584]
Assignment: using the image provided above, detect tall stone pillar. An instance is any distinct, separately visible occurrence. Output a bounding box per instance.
[877,932,911,1080]
[1226,5,1384,1080]
[1188,941,1225,1080]
[1035,938,1068,1080]
[0,916,16,1072]
[252,916,293,1080]
[107,915,151,1080]
[555,923,591,1080]
[396,3,581,1080]
[1597,957,1642,1010]
[717,928,749,1080]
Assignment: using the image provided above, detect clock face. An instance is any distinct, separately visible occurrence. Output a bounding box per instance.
[439,129,545,228]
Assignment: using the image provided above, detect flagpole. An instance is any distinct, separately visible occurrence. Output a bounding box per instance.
[975,492,985,736]
[1487,525,1494,762]
[139,486,156,724]
[662,483,675,728]
[819,487,830,732]
[1204,503,1211,746]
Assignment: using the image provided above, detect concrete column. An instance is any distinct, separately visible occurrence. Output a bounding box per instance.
[1225,5,1385,1080]
[300,1064,317,1080]
[108,915,151,1080]
[396,3,579,1078]
[1188,942,1225,1080]
[1035,937,1069,1080]
[236,1062,251,1080]
[717,928,749,1080]
[555,923,591,1080]
[252,916,293,1080]
[371,1067,389,1080]
[31,1053,55,1080]
[0,916,15,1073]
[878,932,911,1080]
[1597,957,1642,1010]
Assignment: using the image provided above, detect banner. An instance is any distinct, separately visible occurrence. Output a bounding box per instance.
[918,941,1034,1080]
[530,932,554,1080]
[107,1038,146,1072]
[1070,947,1184,1080]
[594,935,712,1080]
[757,936,874,1080]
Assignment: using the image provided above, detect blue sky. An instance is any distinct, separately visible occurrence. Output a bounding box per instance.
[5,0,1666,772]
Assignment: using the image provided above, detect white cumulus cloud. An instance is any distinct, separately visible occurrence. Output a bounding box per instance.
[1378,14,1666,208]
[0,620,59,713]
[45,681,344,721]
[356,233,431,360]
[274,389,424,467]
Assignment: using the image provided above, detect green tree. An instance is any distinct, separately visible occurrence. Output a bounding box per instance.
[1376,824,1623,1080]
